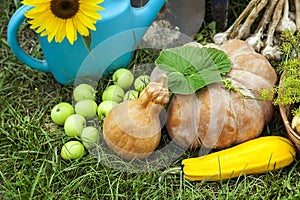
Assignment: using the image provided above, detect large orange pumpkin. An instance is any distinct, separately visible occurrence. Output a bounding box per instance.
[164,39,277,149]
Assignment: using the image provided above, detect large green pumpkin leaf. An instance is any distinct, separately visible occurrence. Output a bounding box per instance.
[155,46,232,94]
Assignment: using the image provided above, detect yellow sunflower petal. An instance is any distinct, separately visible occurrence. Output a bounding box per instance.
[26,2,50,7]
[73,14,90,36]
[22,0,50,4]
[24,6,50,20]
[30,11,55,33]
[66,19,77,45]
[22,0,50,6]
[55,19,67,43]
[46,15,60,32]
[35,25,46,33]
[29,19,47,32]
[77,11,97,30]
[80,3,104,11]
[40,30,48,37]
[73,23,78,42]
[45,16,60,42]
[79,6,102,20]
[80,0,104,5]
[25,5,48,15]
[25,7,53,24]
[47,30,56,43]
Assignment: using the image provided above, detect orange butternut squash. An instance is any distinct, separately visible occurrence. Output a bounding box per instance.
[103,79,169,160]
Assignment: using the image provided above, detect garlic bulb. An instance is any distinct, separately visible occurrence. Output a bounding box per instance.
[291,114,300,135]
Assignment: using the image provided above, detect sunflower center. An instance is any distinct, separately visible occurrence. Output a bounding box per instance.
[50,0,80,19]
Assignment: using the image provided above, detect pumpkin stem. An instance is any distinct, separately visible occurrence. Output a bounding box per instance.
[138,75,169,108]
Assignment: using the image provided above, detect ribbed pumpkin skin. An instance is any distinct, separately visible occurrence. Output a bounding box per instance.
[166,39,278,149]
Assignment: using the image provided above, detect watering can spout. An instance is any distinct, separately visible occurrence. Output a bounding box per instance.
[131,0,166,28]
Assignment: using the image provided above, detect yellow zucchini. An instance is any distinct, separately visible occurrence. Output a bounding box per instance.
[182,136,296,181]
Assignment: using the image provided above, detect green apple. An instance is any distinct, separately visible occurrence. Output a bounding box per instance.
[74,99,97,118]
[97,100,118,119]
[102,85,124,103]
[80,126,99,148]
[134,75,150,92]
[51,102,74,125]
[73,83,96,102]
[64,114,86,137]
[123,90,139,101]
[61,140,85,160]
[112,68,134,89]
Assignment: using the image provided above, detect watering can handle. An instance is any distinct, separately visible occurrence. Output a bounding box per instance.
[130,0,166,27]
[7,5,50,72]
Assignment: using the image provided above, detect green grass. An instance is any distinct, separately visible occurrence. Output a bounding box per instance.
[1,1,300,199]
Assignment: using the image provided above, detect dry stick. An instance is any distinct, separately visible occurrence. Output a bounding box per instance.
[237,0,269,39]
[295,0,300,28]
[213,0,259,44]
[262,0,285,60]
[228,0,262,38]
[246,0,280,51]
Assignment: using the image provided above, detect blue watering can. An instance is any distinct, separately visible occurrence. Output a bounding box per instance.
[7,0,166,84]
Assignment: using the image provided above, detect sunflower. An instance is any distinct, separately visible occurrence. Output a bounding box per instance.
[22,0,105,45]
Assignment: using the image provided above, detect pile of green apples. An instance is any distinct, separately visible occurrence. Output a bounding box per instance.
[50,83,99,160]
[50,68,150,160]
[99,68,150,119]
